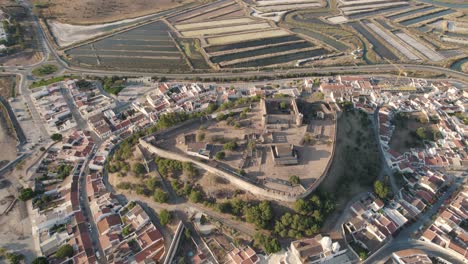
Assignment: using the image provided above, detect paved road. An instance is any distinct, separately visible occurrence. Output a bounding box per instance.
[364,177,465,264]
[79,149,106,264]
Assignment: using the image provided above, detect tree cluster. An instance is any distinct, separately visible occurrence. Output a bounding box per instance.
[253,232,281,254]
[274,194,334,238]
[54,164,73,180]
[18,188,35,201]
[101,76,125,95]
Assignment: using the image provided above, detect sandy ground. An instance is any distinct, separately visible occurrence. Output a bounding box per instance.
[389,112,436,154]
[0,51,41,67]
[33,0,195,25]
[0,174,36,262]
[0,200,36,262]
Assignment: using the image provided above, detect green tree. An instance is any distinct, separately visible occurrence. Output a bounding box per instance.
[359,251,368,260]
[153,189,169,203]
[133,163,146,175]
[189,190,203,203]
[214,151,225,160]
[253,233,281,254]
[32,257,49,264]
[184,228,191,239]
[289,175,300,185]
[18,188,35,201]
[294,199,309,213]
[374,180,388,199]
[197,132,205,141]
[55,244,74,259]
[5,252,24,264]
[223,141,238,151]
[121,225,131,236]
[432,130,443,141]
[244,201,273,229]
[206,103,218,114]
[183,162,198,178]
[159,209,171,226]
[145,177,159,192]
[50,133,63,141]
[416,127,426,140]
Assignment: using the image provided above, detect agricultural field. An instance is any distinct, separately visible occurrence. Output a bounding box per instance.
[64,21,191,72]
[32,0,197,24]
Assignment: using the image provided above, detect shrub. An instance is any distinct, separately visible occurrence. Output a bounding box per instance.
[55,244,73,259]
[133,163,146,175]
[18,188,35,201]
[253,233,281,254]
[5,252,24,264]
[289,175,300,185]
[215,151,225,160]
[374,180,389,199]
[159,209,171,226]
[223,141,238,151]
[32,257,49,264]
[189,190,203,203]
[153,189,168,203]
[32,64,57,76]
[122,225,131,237]
[117,182,132,190]
[50,133,62,141]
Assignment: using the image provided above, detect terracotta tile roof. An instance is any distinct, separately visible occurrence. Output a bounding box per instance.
[134,239,165,263]
[97,214,121,235]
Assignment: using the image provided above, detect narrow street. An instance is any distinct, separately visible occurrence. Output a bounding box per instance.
[364,176,465,264]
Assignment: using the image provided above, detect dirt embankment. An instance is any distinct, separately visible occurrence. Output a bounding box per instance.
[32,0,196,25]
[0,77,17,165]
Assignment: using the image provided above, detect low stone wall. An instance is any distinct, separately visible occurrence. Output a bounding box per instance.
[140,139,299,202]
